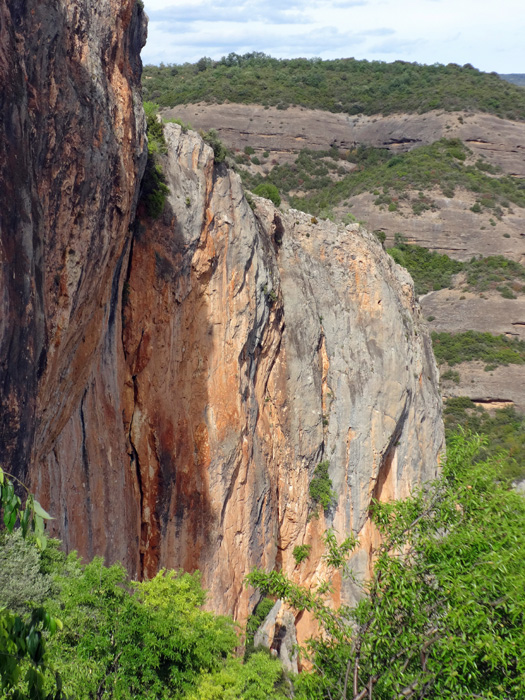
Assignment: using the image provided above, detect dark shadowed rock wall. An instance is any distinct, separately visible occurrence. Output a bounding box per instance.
[0,0,147,567]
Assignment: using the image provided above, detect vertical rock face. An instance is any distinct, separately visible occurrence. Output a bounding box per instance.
[0,0,146,564]
[117,124,444,619]
[0,1,444,624]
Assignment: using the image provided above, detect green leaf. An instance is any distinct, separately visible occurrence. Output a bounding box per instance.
[33,501,53,520]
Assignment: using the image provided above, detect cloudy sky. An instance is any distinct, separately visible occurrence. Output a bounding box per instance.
[141,0,524,74]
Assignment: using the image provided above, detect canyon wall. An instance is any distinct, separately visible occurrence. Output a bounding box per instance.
[1,1,444,623]
[0,0,147,562]
[114,124,444,620]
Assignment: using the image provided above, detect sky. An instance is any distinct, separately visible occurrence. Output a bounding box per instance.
[141,0,524,74]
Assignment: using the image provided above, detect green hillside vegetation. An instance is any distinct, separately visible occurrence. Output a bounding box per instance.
[432,330,525,368]
[444,397,525,481]
[239,138,525,217]
[0,534,289,699]
[387,240,464,295]
[143,53,525,120]
[386,240,525,297]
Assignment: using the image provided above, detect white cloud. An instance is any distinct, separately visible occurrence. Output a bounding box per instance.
[142,0,525,73]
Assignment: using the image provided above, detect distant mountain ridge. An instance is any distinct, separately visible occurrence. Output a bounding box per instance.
[500,73,525,86]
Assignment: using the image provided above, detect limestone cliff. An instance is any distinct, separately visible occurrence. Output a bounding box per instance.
[0,0,147,560]
[114,124,444,622]
[0,1,444,627]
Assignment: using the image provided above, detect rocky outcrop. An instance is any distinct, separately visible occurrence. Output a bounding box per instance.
[0,0,147,562]
[162,103,525,177]
[1,2,444,627]
[65,122,441,621]
[254,600,298,673]
[163,103,525,411]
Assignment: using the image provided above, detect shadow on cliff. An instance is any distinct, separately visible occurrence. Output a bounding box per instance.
[122,208,215,579]
[0,0,148,574]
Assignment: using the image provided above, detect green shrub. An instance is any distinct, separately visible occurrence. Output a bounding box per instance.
[163,116,192,133]
[440,368,460,384]
[309,460,336,511]
[497,285,516,299]
[244,191,256,210]
[253,183,281,207]
[387,242,463,295]
[202,129,228,163]
[187,651,289,700]
[46,562,239,699]
[432,330,525,367]
[387,244,525,299]
[292,544,312,564]
[143,102,168,155]
[141,158,169,219]
[444,398,525,481]
[465,255,525,294]
[0,530,52,615]
[140,103,170,218]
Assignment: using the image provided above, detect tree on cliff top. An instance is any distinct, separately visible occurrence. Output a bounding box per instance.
[248,434,525,699]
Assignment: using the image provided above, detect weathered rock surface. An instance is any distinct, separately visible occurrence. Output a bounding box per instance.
[441,362,525,413]
[421,289,525,340]
[115,124,444,622]
[352,190,525,265]
[162,103,525,176]
[0,0,147,562]
[1,3,444,630]
[254,600,298,673]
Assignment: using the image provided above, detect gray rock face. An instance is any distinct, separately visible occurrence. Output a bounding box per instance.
[111,124,445,629]
[254,600,298,674]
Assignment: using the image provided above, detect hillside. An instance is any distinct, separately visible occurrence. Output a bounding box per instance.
[2,7,525,696]
[144,54,525,121]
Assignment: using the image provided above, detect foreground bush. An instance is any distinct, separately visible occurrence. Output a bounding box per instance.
[249,434,525,699]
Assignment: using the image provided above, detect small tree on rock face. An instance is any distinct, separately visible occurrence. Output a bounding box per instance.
[202,129,228,164]
[248,434,525,699]
[309,460,336,512]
